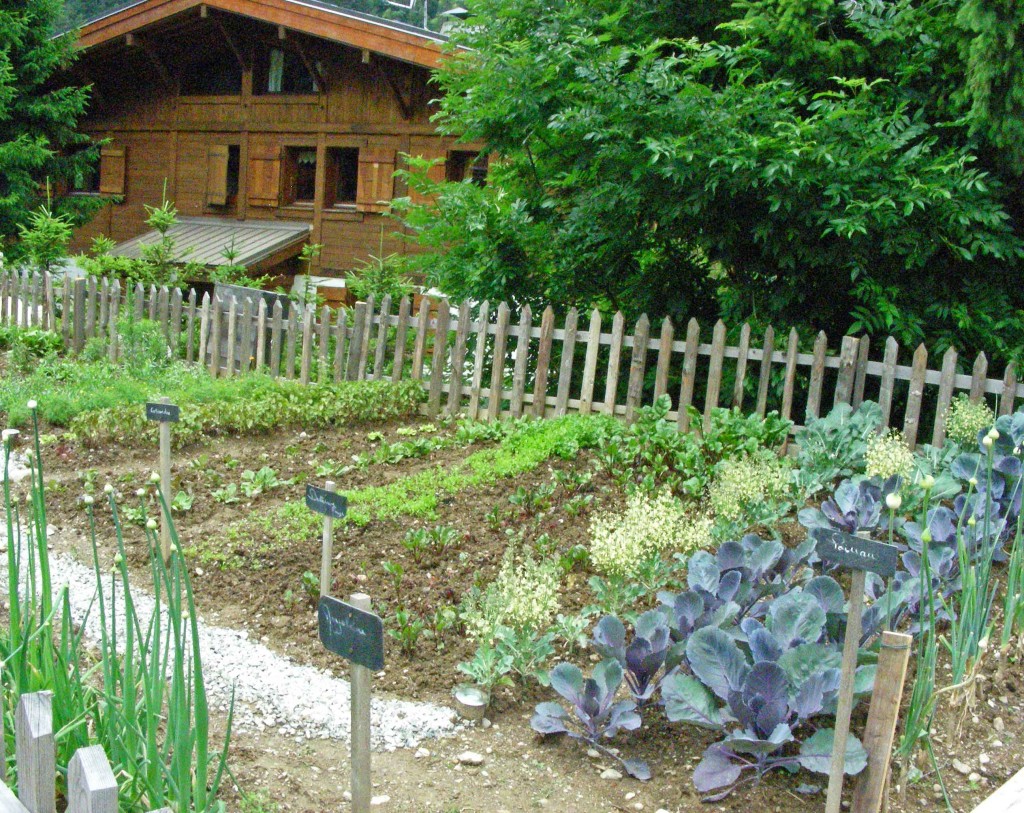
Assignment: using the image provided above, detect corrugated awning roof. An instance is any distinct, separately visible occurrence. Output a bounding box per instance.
[111,218,311,269]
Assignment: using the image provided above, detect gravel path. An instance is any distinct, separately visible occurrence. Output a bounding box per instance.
[0,521,460,751]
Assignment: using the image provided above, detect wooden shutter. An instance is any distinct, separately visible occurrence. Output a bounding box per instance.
[408,149,447,206]
[98,146,126,195]
[247,146,281,208]
[206,145,230,206]
[356,148,396,213]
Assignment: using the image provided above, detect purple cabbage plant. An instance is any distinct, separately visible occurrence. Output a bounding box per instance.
[591,610,682,706]
[798,476,902,538]
[531,660,651,780]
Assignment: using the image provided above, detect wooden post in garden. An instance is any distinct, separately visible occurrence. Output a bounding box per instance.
[349,592,373,813]
[16,691,55,813]
[145,398,180,563]
[67,745,119,813]
[318,480,337,598]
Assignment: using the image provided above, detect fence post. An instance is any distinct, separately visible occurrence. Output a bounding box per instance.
[509,304,531,418]
[67,745,118,813]
[428,299,451,417]
[703,320,727,432]
[932,347,959,446]
[554,307,579,417]
[390,296,410,384]
[447,301,472,416]
[107,281,120,364]
[72,278,86,354]
[16,692,55,813]
[903,344,928,450]
[487,302,511,421]
[755,325,775,418]
[624,313,650,424]
[468,301,490,419]
[731,322,750,410]
[372,295,391,380]
[531,305,554,418]
[677,317,700,431]
[833,335,859,408]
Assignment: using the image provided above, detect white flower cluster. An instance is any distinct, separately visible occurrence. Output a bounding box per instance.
[708,453,790,522]
[944,394,995,447]
[462,545,560,639]
[865,430,914,479]
[590,490,693,578]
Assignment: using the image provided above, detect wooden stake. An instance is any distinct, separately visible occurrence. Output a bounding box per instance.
[318,481,337,599]
[851,631,913,813]
[159,397,172,563]
[826,566,867,813]
[349,592,373,813]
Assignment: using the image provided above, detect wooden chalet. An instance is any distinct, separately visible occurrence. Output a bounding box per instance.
[65,0,481,282]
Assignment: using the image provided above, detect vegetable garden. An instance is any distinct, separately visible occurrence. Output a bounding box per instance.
[2,294,1024,812]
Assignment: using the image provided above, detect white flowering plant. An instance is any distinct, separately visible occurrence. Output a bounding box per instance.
[865,430,914,480]
[944,394,995,448]
[708,450,793,538]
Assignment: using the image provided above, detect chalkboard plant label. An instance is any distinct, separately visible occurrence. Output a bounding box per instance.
[814,528,898,578]
[306,484,348,519]
[318,596,384,671]
[145,401,180,422]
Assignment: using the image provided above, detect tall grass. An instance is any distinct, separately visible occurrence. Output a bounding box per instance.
[1,404,232,811]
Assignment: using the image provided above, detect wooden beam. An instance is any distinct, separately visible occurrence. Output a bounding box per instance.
[125,33,174,91]
[292,35,327,92]
[372,60,411,121]
[200,3,208,17]
[277,24,286,39]
[213,15,247,70]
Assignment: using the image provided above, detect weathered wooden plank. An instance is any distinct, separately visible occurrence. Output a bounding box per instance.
[147,284,158,321]
[43,273,56,332]
[10,272,21,326]
[284,303,299,379]
[239,298,254,374]
[852,334,870,409]
[185,289,197,363]
[805,330,828,421]
[157,286,170,340]
[532,306,555,418]
[0,783,30,813]
[755,325,775,418]
[0,273,9,324]
[732,322,751,410]
[269,299,283,378]
[468,301,491,420]
[603,312,626,417]
[427,299,451,417]
[133,283,145,322]
[1000,363,1018,417]
[931,347,959,446]
[169,288,183,357]
[903,344,928,450]
[372,295,392,380]
[67,745,119,813]
[510,305,533,418]
[346,302,367,382]
[208,294,222,377]
[555,308,579,417]
[30,274,42,329]
[877,337,899,430]
[391,297,411,384]
[254,299,268,371]
[299,302,314,385]
[579,309,602,415]
[654,317,675,401]
[333,308,347,383]
[677,318,700,431]
[60,277,72,344]
[97,278,109,340]
[72,279,86,354]
[357,294,375,380]
[224,296,238,378]
[197,293,211,369]
[16,692,55,813]
[447,301,473,416]
[411,298,431,381]
[970,352,988,402]
[487,302,511,421]
[779,328,800,428]
[107,282,120,364]
[318,305,332,381]
[833,335,859,407]
[971,765,1024,813]
[85,276,97,340]
[625,314,652,424]
[703,320,727,432]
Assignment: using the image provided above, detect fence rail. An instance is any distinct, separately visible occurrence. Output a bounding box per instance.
[0,691,169,813]
[1,270,1020,447]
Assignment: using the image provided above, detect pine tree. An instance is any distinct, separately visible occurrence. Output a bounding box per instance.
[0,0,96,246]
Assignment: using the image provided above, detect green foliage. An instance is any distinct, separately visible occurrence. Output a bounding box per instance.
[697,406,792,466]
[0,325,63,371]
[794,401,882,496]
[193,500,320,570]
[708,449,794,536]
[346,227,414,302]
[17,198,73,273]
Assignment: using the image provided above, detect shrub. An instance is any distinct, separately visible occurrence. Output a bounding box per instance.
[944,394,995,447]
[461,545,561,639]
[865,430,914,480]
[590,490,694,578]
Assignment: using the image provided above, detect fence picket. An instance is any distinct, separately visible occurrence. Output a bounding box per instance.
[319,305,332,381]
[157,286,170,340]
[269,300,283,378]
[447,301,472,416]
[373,295,392,380]
[428,299,451,417]
[170,288,182,356]
[532,306,555,418]
[677,318,701,431]
[654,317,674,401]
[852,335,870,409]
[146,285,157,321]
[60,277,71,344]
[411,298,430,380]
[225,297,238,378]
[357,295,375,380]
[555,308,579,417]
[625,314,651,424]
[732,322,751,410]
[469,301,491,419]
[284,304,298,379]
[299,304,314,385]
[904,344,928,449]
[185,290,197,363]
[43,273,55,332]
[16,692,55,813]
[0,273,9,324]
[755,325,774,418]
[333,308,347,383]
[133,283,145,321]
[703,320,727,432]
[487,302,511,421]
[98,278,109,342]
[604,312,626,418]
[878,337,899,429]
[932,347,959,446]
[806,331,828,421]
[510,304,532,418]
[780,328,800,428]
[31,274,42,329]
[970,353,988,402]
[1001,363,1018,417]
[391,297,410,384]
[72,279,86,354]
[68,745,118,813]
[107,282,120,364]
[207,294,221,376]
[255,299,267,371]
[346,302,366,382]
[198,293,211,369]
[579,309,602,415]
[239,298,254,374]
[833,335,859,407]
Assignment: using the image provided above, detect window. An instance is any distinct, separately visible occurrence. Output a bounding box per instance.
[71,157,100,194]
[284,147,318,204]
[261,47,318,94]
[327,148,359,206]
[206,145,240,207]
[181,55,242,95]
[447,150,488,186]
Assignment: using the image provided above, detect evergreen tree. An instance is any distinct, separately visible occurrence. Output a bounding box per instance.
[0,0,97,247]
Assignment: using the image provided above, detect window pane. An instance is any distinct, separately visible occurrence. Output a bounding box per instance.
[268,48,285,93]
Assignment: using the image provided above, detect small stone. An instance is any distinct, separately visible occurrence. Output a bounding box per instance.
[414,748,430,759]
[600,769,623,781]
[994,740,1004,748]
[979,753,991,767]
[633,805,643,811]
[195,567,204,576]
[995,717,1006,732]
[656,809,671,813]
[587,748,601,759]
[370,796,390,806]
[343,791,352,801]
[625,792,636,801]
[841,802,850,811]
[969,772,982,784]
[482,718,492,729]
[457,751,485,766]
[952,759,971,776]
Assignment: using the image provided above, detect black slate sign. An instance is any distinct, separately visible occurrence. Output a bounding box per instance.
[145,402,180,423]
[305,485,348,519]
[318,596,384,670]
[815,528,899,578]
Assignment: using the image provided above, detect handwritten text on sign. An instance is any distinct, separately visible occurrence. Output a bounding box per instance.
[145,402,180,422]
[306,485,348,519]
[814,528,899,578]
[318,596,384,670]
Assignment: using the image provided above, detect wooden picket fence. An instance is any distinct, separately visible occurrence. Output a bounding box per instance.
[2,270,1023,447]
[0,691,169,813]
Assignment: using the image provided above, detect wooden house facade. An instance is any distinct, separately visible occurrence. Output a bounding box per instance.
[65,0,479,279]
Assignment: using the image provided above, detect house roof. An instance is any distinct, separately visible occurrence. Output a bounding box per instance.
[110,217,311,269]
[76,0,449,69]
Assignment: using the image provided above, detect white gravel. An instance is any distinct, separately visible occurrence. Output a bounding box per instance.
[0,522,460,751]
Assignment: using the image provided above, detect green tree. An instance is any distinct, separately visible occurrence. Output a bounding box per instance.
[0,0,97,248]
